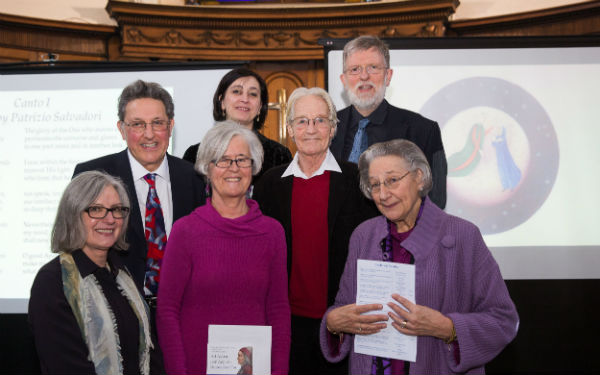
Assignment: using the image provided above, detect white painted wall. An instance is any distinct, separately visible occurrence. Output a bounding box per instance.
[0,0,118,25]
[451,0,591,20]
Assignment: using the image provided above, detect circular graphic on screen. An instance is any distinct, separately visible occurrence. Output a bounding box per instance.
[420,77,559,234]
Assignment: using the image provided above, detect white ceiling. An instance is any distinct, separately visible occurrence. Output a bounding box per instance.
[0,0,592,25]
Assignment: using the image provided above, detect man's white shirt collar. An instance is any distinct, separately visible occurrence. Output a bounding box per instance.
[127,149,174,236]
[281,149,341,179]
[127,149,170,182]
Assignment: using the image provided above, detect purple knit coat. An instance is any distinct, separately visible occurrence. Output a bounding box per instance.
[320,198,519,374]
[157,199,291,374]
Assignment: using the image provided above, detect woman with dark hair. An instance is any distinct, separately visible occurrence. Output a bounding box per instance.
[183,68,292,180]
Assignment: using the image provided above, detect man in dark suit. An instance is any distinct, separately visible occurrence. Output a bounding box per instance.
[74,79,205,289]
[330,35,447,209]
[253,87,377,375]
[73,80,205,373]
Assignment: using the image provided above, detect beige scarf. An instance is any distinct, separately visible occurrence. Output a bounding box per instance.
[60,252,152,375]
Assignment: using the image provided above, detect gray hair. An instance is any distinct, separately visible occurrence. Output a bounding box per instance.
[358,139,432,200]
[51,171,130,253]
[286,87,338,135]
[343,35,390,72]
[118,80,175,121]
[196,120,264,176]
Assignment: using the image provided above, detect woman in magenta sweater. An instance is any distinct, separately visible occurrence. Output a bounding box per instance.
[157,120,291,374]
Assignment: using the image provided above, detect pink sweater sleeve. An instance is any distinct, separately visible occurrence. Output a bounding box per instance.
[266,224,291,375]
[157,221,193,374]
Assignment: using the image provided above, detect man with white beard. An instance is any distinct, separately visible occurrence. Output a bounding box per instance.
[330,35,447,209]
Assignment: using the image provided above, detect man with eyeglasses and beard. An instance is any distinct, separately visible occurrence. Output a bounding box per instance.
[73,80,206,374]
[330,35,447,209]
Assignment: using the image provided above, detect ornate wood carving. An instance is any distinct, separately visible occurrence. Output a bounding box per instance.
[106,0,459,60]
[448,0,600,36]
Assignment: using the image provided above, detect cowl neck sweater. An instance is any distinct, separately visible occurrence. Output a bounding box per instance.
[157,196,291,375]
[193,197,269,237]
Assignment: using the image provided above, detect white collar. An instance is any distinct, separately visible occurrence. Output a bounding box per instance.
[281,149,341,179]
[127,150,170,182]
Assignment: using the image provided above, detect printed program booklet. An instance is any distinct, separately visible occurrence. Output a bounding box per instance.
[207,325,271,375]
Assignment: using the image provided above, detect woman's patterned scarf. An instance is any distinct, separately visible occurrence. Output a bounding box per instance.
[59,252,152,375]
[371,200,424,375]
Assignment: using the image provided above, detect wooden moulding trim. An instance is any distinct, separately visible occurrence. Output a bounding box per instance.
[0,27,110,57]
[119,24,442,53]
[113,12,452,29]
[450,0,600,30]
[120,46,325,61]
[113,13,447,30]
[106,0,458,24]
[0,12,116,35]
[0,40,109,58]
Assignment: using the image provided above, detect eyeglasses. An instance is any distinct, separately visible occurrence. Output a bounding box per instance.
[368,171,411,194]
[291,117,331,130]
[84,205,130,219]
[345,65,386,76]
[122,120,170,133]
[212,157,254,169]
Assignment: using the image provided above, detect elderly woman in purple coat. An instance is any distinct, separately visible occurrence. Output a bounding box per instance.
[320,139,519,374]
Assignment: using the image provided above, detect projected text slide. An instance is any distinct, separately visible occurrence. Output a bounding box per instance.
[0,89,124,309]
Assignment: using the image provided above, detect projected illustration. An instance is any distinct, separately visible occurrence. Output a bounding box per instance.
[421,77,559,234]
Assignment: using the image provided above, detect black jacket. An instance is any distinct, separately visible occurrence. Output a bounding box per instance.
[253,160,378,307]
[73,149,206,289]
[331,100,447,209]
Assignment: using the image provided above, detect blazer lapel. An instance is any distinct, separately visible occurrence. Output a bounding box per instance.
[117,150,145,243]
[279,175,294,237]
[327,170,345,240]
[279,175,294,273]
[167,154,188,221]
[330,108,350,158]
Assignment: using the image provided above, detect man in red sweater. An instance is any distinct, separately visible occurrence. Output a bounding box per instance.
[254,87,377,375]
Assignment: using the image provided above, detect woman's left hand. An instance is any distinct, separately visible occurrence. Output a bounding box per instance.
[387,294,454,341]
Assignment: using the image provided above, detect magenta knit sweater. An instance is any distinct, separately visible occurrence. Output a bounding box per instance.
[157,199,291,374]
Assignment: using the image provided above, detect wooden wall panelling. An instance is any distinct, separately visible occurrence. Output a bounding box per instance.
[0,13,117,62]
[448,0,600,36]
[264,70,302,156]
[0,46,38,63]
[253,60,324,156]
[106,0,459,61]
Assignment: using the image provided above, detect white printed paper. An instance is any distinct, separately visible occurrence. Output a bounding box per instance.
[207,325,271,375]
[354,259,417,362]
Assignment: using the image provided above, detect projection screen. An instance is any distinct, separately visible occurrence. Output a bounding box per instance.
[0,62,241,312]
[324,37,600,281]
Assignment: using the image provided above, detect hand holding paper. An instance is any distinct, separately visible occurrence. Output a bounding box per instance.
[354,260,417,362]
[326,303,388,336]
[388,294,455,341]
